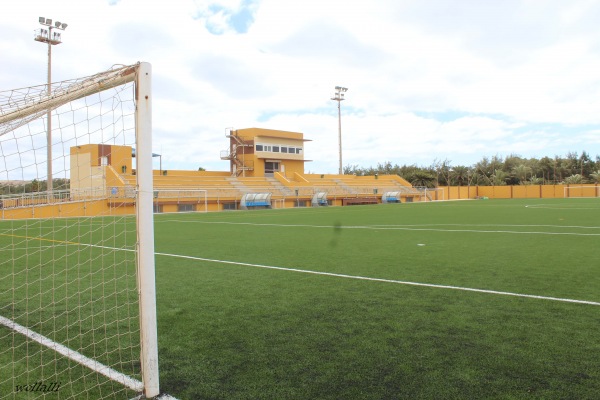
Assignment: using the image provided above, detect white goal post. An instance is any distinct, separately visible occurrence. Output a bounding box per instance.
[153,188,208,213]
[563,185,600,198]
[0,63,159,398]
[413,187,445,201]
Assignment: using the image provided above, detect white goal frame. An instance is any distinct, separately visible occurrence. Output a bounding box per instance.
[153,188,209,213]
[0,62,159,398]
[563,185,600,198]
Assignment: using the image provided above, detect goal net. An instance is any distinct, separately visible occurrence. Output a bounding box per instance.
[563,185,600,198]
[414,187,445,201]
[0,63,159,398]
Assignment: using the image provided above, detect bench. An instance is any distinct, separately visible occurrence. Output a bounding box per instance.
[342,197,378,206]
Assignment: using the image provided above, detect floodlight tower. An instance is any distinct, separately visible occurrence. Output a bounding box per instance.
[331,86,348,175]
[34,17,68,195]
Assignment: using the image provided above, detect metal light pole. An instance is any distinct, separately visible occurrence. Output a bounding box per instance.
[331,86,348,175]
[34,17,68,195]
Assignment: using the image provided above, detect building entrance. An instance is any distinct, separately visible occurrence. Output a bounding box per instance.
[264,161,280,176]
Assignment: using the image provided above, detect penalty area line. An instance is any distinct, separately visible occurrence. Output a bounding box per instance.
[156,251,600,307]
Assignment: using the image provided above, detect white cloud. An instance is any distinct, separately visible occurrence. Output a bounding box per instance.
[2,0,600,174]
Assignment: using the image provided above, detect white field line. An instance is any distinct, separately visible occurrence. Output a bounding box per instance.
[157,220,600,236]
[0,315,144,392]
[155,251,600,307]
[17,240,599,307]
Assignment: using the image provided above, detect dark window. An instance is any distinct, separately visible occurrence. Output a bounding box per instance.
[273,146,279,152]
[223,202,237,210]
[178,204,195,212]
[255,144,263,151]
[281,147,288,153]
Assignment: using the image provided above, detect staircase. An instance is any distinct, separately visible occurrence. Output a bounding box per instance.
[220,131,254,177]
[266,177,294,196]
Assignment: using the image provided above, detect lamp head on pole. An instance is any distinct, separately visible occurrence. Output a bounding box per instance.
[331,86,348,101]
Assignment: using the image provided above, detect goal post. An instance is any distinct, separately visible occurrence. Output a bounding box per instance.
[0,62,160,398]
[135,62,160,398]
[413,187,445,201]
[563,185,600,198]
[152,189,209,213]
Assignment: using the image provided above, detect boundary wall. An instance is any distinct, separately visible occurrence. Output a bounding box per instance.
[2,183,598,219]
[439,184,599,200]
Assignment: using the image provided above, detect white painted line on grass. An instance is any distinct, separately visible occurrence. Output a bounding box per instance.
[0,315,144,392]
[155,251,600,307]
[156,220,600,236]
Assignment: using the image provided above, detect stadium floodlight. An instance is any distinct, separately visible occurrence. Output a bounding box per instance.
[34,16,68,196]
[331,86,348,175]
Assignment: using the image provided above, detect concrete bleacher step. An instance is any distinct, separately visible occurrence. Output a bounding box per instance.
[265,177,294,196]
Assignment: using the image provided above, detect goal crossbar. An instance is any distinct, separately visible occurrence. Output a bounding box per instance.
[0,64,138,135]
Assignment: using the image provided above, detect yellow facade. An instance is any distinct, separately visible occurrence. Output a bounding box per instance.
[222,128,310,178]
[4,128,599,220]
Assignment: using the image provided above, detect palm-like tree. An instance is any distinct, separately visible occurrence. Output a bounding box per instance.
[408,171,436,188]
[563,174,583,184]
[512,164,532,184]
[589,170,600,184]
[491,169,508,185]
[451,166,470,186]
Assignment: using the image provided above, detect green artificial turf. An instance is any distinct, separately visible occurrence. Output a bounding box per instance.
[152,199,600,399]
[1,198,599,399]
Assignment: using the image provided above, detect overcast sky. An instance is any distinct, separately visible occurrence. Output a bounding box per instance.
[2,0,600,173]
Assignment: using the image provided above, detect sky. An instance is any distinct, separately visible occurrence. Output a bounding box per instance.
[2,0,600,174]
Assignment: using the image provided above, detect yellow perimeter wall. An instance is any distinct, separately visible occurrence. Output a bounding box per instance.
[440,184,599,200]
[3,184,598,220]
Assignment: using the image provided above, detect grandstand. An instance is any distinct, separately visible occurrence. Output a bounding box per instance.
[1,128,426,218]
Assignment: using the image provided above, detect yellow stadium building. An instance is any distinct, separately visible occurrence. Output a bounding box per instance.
[1,127,427,219]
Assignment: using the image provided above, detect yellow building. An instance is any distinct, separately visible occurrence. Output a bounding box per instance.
[70,144,133,200]
[220,128,311,177]
[1,127,423,219]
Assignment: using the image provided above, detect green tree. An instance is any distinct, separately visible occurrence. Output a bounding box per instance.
[563,174,583,184]
[406,170,436,188]
[512,164,532,185]
[451,166,470,186]
[491,169,508,185]
[30,179,41,192]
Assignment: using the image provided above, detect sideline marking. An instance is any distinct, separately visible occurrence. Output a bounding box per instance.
[2,233,598,305]
[0,315,143,392]
[155,251,600,307]
[156,220,600,236]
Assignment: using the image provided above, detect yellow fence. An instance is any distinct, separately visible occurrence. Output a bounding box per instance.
[440,184,599,200]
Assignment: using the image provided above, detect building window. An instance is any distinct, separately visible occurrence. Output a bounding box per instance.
[178,204,195,212]
[255,143,301,154]
[223,202,237,210]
